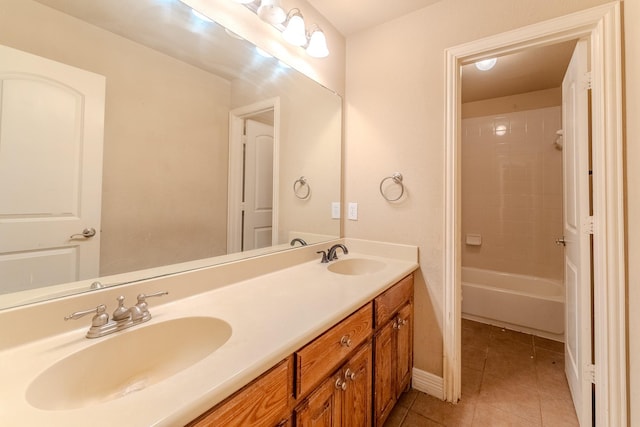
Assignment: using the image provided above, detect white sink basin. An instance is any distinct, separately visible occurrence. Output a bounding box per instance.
[327,258,386,275]
[26,316,231,410]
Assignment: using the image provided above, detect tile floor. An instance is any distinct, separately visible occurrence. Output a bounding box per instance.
[384,319,579,426]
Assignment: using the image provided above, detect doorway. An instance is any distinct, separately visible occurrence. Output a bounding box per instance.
[459,38,591,424]
[443,3,625,426]
[227,98,280,254]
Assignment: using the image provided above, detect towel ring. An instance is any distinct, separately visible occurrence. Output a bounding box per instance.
[293,176,311,200]
[379,172,404,202]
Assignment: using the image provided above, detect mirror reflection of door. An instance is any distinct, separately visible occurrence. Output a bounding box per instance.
[242,119,274,251]
[227,102,277,254]
[0,45,105,293]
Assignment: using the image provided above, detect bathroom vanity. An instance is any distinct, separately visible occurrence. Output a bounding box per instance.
[188,274,413,427]
[0,239,418,426]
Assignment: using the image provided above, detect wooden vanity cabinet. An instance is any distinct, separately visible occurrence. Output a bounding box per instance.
[373,274,414,426]
[294,341,372,427]
[187,274,414,427]
[187,357,293,427]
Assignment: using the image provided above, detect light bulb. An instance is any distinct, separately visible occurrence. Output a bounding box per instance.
[282,14,306,47]
[475,58,497,71]
[306,29,329,58]
[257,0,286,24]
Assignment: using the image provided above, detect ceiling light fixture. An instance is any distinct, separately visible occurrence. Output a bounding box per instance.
[282,9,307,47]
[257,0,286,25]
[306,27,329,58]
[233,0,254,4]
[475,58,497,71]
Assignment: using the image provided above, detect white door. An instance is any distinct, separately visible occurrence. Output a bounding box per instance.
[0,45,105,293]
[562,39,592,426]
[242,119,274,251]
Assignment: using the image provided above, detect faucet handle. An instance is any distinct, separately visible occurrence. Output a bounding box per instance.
[136,291,169,305]
[135,291,168,319]
[64,304,109,327]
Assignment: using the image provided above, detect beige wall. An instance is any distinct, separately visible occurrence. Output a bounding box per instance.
[344,0,619,379]
[461,105,563,280]
[0,0,231,275]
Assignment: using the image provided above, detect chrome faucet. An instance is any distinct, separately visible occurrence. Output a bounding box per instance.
[327,244,349,261]
[65,291,168,338]
[290,238,308,247]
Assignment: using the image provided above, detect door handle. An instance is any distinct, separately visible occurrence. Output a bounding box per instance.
[555,237,566,246]
[70,228,97,239]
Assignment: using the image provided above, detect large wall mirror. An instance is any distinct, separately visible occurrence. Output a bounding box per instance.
[0,0,342,309]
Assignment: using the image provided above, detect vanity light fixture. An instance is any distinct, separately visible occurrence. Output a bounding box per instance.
[306,26,329,58]
[257,0,286,25]
[230,1,330,58]
[282,9,307,46]
[475,57,497,71]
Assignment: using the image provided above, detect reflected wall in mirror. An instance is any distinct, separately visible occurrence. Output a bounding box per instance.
[0,0,342,309]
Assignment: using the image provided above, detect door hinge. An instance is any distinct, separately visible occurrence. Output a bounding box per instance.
[584,71,593,90]
[584,216,595,235]
[585,363,596,384]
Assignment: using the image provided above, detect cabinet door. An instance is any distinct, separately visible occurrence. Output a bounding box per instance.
[342,342,372,427]
[188,358,291,427]
[295,374,342,427]
[396,303,413,396]
[374,321,396,425]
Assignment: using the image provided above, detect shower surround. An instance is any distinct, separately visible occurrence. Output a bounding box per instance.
[461,106,564,281]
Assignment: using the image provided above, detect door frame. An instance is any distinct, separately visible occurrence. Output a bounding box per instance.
[442,2,625,426]
[227,97,280,253]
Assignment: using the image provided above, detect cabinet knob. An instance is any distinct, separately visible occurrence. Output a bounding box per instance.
[345,368,356,381]
[340,335,352,347]
[335,377,347,391]
[396,316,407,329]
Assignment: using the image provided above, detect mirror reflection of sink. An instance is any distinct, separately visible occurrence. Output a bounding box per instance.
[327,258,386,275]
[26,316,231,410]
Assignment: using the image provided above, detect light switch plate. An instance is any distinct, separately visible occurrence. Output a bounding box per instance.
[331,202,341,219]
[348,202,358,220]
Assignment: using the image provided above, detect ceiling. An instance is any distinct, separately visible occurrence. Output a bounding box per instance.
[462,40,577,103]
[306,0,442,36]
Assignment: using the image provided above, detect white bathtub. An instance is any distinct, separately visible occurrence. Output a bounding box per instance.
[461,267,564,341]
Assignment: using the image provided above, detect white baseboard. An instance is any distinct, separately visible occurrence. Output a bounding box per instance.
[411,368,444,400]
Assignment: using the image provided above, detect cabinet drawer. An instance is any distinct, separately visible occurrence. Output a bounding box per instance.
[188,357,292,427]
[374,274,413,327]
[296,303,373,398]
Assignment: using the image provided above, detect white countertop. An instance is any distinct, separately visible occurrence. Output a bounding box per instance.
[0,242,418,426]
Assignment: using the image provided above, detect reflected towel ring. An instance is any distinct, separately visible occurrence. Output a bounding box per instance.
[293,176,311,199]
[379,172,405,202]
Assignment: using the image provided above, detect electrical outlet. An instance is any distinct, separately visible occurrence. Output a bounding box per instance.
[348,202,358,220]
[331,202,341,219]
